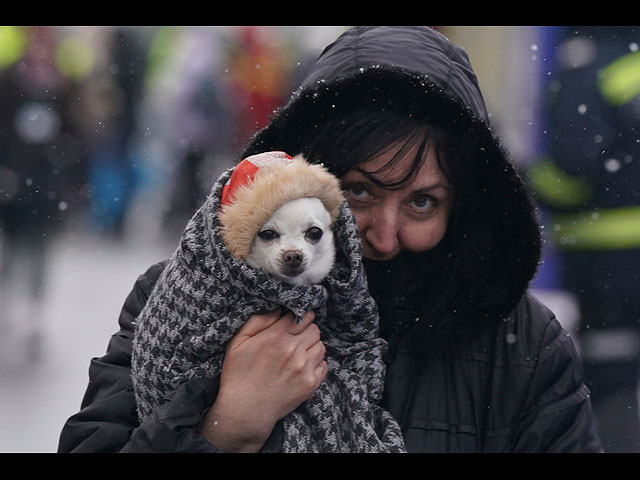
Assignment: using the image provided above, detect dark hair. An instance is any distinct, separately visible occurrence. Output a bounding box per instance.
[301,107,442,188]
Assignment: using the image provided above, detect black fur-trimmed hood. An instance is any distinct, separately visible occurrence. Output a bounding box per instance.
[240,26,542,327]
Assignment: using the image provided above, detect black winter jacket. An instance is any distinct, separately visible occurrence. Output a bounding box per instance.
[58,26,602,452]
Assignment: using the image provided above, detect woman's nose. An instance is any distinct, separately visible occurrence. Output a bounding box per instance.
[363,208,400,257]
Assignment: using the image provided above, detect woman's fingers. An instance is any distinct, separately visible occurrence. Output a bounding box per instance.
[235,308,282,335]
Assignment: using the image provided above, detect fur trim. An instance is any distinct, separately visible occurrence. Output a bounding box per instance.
[219,153,344,260]
[240,68,542,323]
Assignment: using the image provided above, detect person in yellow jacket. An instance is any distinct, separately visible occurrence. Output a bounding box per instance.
[531,26,640,452]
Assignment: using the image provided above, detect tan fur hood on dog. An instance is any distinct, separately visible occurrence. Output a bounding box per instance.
[219,152,344,260]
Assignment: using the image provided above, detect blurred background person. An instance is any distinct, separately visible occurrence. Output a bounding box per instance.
[68,28,146,240]
[529,26,640,452]
[126,26,297,242]
[137,26,238,239]
[225,26,294,151]
[0,26,84,357]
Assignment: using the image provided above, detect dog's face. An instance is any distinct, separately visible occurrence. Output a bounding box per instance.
[245,197,335,286]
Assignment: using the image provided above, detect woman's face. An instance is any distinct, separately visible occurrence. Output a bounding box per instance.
[340,143,453,261]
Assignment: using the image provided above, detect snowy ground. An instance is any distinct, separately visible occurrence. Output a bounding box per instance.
[0,230,173,453]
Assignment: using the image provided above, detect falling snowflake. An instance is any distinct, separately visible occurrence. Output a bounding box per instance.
[604,158,621,173]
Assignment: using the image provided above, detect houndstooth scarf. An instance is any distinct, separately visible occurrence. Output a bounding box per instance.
[131,167,406,453]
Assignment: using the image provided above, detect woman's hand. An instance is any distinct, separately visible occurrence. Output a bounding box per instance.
[200,309,327,452]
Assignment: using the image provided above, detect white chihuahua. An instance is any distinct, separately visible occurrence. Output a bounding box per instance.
[245,197,336,286]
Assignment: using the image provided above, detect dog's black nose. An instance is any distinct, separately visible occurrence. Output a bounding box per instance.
[283,250,303,268]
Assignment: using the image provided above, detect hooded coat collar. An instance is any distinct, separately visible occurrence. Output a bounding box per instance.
[240,26,542,329]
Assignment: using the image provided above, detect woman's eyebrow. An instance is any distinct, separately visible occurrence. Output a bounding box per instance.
[412,183,450,195]
[343,170,450,195]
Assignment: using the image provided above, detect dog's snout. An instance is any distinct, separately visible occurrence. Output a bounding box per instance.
[282,250,303,268]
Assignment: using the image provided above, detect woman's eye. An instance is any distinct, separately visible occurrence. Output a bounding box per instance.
[305,227,323,242]
[411,196,437,212]
[258,229,280,241]
[344,183,371,200]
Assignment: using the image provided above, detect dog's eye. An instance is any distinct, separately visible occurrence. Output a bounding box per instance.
[305,227,323,242]
[258,229,280,241]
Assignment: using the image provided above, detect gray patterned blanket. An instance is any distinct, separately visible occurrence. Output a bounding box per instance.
[131,166,406,452]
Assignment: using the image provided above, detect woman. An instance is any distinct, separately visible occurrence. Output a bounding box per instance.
[58,26,602,453]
